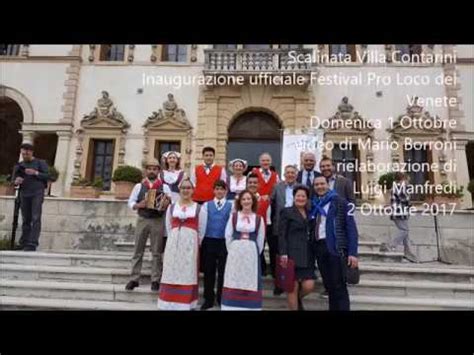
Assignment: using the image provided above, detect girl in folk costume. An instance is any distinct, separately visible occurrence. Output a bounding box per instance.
[158,178,204,310]
[226,158,248,201]
[221,190,265,310]
[160,151,186,204]
[251,152,280,201]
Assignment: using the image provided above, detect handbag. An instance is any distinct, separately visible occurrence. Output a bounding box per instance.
[346,265,360,285]
[339,251,360,285]
[275,256,296,293]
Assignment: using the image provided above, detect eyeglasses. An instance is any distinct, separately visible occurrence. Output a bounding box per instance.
[180,186,193,190]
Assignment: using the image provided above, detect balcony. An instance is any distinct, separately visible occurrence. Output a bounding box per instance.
[203,48,314,75]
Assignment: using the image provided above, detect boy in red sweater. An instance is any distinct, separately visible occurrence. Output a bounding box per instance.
[191,146,227,205]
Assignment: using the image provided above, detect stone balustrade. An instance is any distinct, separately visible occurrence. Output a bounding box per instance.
[204,48,313,74]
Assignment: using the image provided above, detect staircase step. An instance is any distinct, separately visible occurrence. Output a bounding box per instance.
[1,292,471,311]
[0,250,143,270]
[0,296,157,311]
[358,241,382,252]
[2,276,472,306]
[115,241,387,254]
[3,258,471,285]
[357,251,404,263]
[360,263,474,283]
[347,279,474,299]
[1,263,130,284]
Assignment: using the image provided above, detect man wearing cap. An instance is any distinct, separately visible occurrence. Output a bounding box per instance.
[12,143,49,251]
[126,159,171,292]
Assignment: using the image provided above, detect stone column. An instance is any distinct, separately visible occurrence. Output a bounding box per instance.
[452,139,472,208]
[51,131,73,197]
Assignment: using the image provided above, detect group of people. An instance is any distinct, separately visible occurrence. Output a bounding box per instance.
[126,147,360,311]
[10,143,418,311]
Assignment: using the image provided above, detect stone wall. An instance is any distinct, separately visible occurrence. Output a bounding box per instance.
[0,197,472,265]
[0,197,136,251]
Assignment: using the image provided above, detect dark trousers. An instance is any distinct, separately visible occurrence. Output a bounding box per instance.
[260,225,271,276]
[267,226,278,279]
[202,237,227,305]
[314,239,350,311]
[19,193,44,250]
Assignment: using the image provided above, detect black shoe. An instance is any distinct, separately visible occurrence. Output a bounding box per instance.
[200,302,214,310]
[273,287,284,296]
[125,280,139,291]
[13,244,24,251]
[23,246,36,252]
[151,282,160,291]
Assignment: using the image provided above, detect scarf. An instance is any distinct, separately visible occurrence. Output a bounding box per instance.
[310,189,338,220]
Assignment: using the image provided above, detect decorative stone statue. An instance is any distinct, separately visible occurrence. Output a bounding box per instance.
[82,91,129,128]
[97,91,114,117]
[338,96,354,115]
[406,96,423,117]
[145,93,190,127]
[163,93,178,115]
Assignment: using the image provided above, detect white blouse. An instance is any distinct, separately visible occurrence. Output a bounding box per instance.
[163,170,182,185]
[229,175,247,195]
[165,201,204,240]
[162,170,184,203]
[225,211,265,254]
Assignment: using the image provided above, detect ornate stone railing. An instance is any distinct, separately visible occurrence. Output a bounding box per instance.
[203,48,314,74]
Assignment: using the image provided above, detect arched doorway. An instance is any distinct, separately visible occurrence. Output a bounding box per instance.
[227,111,282,174]
[0,97,23,176]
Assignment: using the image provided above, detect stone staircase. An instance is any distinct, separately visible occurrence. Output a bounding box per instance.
[114,240,406,263]
[1,246,473,310]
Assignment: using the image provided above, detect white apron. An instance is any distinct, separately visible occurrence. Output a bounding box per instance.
[160,226,199,286]
[223,239,259,292]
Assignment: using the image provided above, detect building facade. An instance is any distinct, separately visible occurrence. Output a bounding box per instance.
[1,44,473,207]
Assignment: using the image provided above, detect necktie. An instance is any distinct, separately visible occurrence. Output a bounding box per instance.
[263,169,270,182]
[305,170,312,188]
[314,214,322,240]
[217,200,222,210]
[205,165,212,174]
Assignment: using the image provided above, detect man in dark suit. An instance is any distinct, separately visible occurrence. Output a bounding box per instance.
[310,175,358,311]
[319,156,355,204]
[270,164,298,295]
[296,152,321,196]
